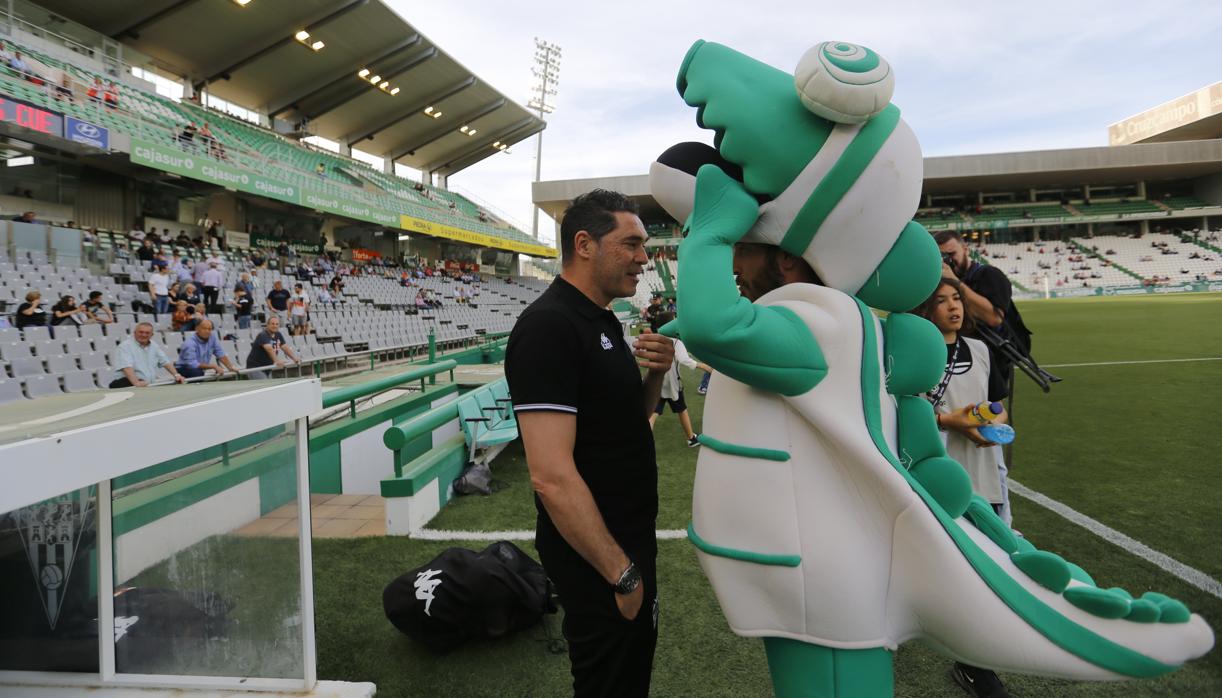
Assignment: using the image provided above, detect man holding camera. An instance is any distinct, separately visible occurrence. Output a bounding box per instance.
[934,231,1032,374]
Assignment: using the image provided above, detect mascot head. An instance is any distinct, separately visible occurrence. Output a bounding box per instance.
[650,40,940,313]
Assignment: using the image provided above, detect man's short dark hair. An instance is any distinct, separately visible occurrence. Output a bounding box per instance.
[88,290,102,300]
[933,230,963,246]
[559,189,639,262]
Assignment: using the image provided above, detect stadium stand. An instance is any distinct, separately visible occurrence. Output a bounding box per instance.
[1,244,550,401]
[0,35,541,249]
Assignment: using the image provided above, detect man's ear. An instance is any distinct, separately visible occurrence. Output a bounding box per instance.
[573,230,596,261]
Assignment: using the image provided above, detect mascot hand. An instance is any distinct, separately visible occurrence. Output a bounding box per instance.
[689,163,760,246]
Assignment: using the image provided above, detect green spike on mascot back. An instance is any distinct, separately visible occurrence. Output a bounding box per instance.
[651,40,1213,698]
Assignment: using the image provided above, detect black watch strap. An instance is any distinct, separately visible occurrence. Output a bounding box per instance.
[613,562,641,595]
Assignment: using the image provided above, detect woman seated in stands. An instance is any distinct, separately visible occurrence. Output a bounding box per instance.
[171,301,198,332]
[103,81,118,109]
[180,283,204,314]
[414,289,429,310]
[50,295,86,326]
[54,72,73,103]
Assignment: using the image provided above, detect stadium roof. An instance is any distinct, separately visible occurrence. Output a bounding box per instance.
[533,139,1222,221]
[33,0,545,177]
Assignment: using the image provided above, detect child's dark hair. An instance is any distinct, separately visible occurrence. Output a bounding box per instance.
[915,277,975,335]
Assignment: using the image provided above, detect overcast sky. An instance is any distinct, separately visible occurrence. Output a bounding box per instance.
[387,0,1222,246]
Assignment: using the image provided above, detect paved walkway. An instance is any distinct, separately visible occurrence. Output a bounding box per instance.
[236,494,386,538]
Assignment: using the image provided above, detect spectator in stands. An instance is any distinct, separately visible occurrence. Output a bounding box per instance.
[104,81,118,109]
[175,319,238,379]
[266,280,291,314]
[128,226,146,242]
[176,257,193,284]
[192,256,209,284]
[11,52,41,84]
[110,322,185,388]
[87,76,102,103]
[201,261,223,309]
[175,230,191,246]
[54,72,73,103]
[180,283,204,314]
[236,272,255,298]
[83,291,113,324]
[200,122,217,156]
[178,122,197,151]
[289,283,310,336]
[414,289,428,311]
[233,286,253,329]
[15,290,47,329]
[148,265,171,318]
[11,211,36,223]
[315,285,334,305]
[50,295,86,326]
[166,281,181,307]
[137,238,156,263]
[251,250,267,268]
[245,315,300,379]
[315,162,326,178]
[171,301,198,332]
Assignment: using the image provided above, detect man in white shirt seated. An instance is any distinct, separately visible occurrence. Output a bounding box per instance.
[109,322,185,388]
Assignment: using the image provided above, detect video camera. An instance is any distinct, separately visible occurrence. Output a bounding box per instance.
[974,323,1061,393]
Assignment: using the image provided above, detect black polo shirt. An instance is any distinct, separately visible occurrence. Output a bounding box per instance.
[506,276,658,547]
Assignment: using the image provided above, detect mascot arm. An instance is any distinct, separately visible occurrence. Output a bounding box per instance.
[673,165,826,396]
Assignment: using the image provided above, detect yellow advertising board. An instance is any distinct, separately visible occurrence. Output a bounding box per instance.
[398,214,557,258]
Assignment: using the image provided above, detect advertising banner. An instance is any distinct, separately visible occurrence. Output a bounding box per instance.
[352,248,381,261]
[399,214,556,257]
[130,138,301,206]
[65,116,108,149]
[226,231,250,249]
[250,233,322,255]
[0,94,62,137]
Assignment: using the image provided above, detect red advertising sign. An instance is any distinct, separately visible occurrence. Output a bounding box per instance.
[352,247,381,261]
[0,95,63,137]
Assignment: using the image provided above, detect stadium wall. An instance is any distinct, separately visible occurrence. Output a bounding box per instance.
[1195,173,1222,206]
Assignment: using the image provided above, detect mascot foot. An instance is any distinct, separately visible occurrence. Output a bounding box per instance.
[764,637,894,698]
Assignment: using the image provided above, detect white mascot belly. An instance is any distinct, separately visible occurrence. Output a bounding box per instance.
[650,39,1213,697]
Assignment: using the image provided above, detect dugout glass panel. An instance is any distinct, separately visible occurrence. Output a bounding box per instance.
[109,423,306,680]
[0,486,99,673]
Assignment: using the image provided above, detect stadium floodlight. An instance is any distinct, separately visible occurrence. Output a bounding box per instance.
[432,111,443,118]
[295,30,310,41]
[460,125,469,133]
[424,106,434,114]
[492,141,500,147]
[311,41,325,51]
[358,68,370,78]
[379,81,389,89]
[468,129,477,136]
[530,37,561,239]
[390,87,400,95]
[232,0,253,6]
[369,74,381,84]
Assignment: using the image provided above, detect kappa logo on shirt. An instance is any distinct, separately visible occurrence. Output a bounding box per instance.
[599,333,613,350]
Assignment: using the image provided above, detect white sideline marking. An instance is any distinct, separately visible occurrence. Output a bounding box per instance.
[1043,357,1222,368]
[413,528,689,542]
[1009,480,1222,600]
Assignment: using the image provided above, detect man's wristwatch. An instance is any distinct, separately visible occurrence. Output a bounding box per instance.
[613,562,641,595]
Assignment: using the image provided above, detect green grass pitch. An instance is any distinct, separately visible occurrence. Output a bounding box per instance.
[308,292,1221,696]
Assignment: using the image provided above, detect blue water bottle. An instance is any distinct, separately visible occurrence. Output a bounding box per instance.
[978,423,1015,445]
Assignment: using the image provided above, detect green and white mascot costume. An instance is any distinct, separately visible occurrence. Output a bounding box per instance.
[650,40,1213,697]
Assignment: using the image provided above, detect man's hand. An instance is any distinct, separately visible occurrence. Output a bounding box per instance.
[633,332,674,374]
[941,262,958,279]
[615,584,644,622]
[173,374,185,384]
[134,378,149,387]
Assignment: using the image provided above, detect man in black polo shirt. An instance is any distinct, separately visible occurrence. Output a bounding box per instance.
[935,230,1033,377]
[506,189,674,698]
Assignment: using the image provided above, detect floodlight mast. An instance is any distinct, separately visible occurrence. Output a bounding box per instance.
[528,38,560,242]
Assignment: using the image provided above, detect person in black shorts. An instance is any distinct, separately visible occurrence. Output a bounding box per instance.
[506,189,674,698]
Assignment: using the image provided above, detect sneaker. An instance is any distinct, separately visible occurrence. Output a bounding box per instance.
[687,435,700,448]
[950,662,1009,698]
